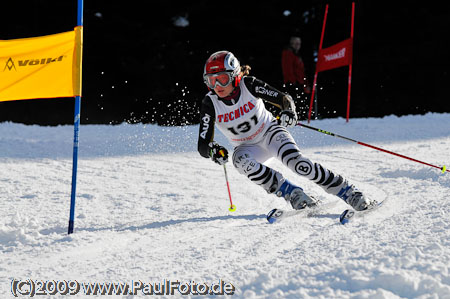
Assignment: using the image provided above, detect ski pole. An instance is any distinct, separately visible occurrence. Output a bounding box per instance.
[297,122,449,174]
[220,150,236,212]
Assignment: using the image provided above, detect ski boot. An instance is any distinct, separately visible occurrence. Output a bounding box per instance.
[337,184,377,211]
[276,179,318,210]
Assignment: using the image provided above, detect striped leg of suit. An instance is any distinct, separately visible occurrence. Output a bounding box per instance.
[263,125,350,196]
[232,145,284,194]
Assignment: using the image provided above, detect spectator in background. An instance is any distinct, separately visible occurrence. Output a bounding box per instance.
[281,36,311,118]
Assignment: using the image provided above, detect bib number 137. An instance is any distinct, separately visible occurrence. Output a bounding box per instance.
[227,115,258,135]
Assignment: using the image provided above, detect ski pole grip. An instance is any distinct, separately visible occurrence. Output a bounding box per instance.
[219,149,225,157]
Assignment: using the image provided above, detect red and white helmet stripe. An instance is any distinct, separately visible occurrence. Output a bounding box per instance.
[203,51,240,79]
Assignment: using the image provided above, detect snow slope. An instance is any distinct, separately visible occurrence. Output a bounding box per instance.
[1,113,449,298]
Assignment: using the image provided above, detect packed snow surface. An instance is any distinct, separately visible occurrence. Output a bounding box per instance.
[1,113,449,298]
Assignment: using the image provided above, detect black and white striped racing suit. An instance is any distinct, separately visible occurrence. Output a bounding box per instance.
[198,76,351,199]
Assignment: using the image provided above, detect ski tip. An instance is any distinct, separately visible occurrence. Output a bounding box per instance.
[268,217,277,224]
[339,209,354,225]
[340,218,349,225]
[267,209,278,224]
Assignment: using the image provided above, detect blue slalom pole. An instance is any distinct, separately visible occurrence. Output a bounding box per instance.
[68,99,80,234]
[68,0,83,234]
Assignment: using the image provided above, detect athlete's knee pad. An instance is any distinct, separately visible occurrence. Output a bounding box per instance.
[232,148,284,194]
[286,155,316,180]
[232,149,257,175]
[286,155,347,195]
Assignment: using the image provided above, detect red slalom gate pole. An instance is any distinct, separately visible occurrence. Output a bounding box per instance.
[308,4,329,123]
[297,122,449,173]
[346,2,355,123]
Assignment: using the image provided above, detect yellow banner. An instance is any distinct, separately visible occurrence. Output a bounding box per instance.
[0,26,83,102]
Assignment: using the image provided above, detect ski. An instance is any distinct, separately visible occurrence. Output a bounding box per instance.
[267,200,338,224]
[339,200,385,224]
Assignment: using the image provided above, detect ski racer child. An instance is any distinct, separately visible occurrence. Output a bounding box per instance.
[197,50,374,211]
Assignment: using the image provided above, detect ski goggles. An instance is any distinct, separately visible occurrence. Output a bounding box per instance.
[203,72,232,89]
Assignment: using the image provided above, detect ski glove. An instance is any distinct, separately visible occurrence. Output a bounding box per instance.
[279,110,298,128]
[209,142,229,165]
